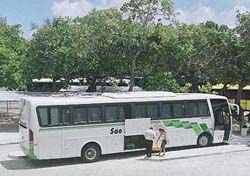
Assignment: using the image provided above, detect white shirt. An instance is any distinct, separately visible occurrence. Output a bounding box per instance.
[144,129,156,141]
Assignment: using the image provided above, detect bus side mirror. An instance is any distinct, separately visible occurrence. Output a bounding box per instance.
[229,103,239,116]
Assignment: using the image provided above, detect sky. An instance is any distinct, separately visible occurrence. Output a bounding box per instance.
[0,0,250,38]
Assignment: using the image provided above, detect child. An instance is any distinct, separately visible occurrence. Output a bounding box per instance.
[156,128,168,156]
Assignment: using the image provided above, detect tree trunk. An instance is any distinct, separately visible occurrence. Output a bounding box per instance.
[128,58,136,92]
[86,77,97,92]
[190,82,199,93]
[235,81,245,106]
[52,78,56,92]
[63,78,70,89]
[220,83,228,96]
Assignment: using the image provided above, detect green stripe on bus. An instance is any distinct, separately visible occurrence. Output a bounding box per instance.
[191,123,203,136]
[160,120,208,136]
[162,120,173,127]
[172,120,179,127]
[172,120,183,128]
[182,121,192,129]
[200,123,208,131]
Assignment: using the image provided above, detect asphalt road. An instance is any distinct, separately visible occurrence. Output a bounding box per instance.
[0,143,250,176]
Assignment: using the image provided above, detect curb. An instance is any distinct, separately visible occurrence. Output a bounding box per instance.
[8,151,25,159]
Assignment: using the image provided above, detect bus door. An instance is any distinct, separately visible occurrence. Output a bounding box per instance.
[124,118,151,150]
[211,99,231,141]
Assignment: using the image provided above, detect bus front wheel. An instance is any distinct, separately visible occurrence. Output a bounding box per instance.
[81,143,101,162]
[197,133,211,147]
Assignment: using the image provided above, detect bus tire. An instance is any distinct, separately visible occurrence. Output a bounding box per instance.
[197,133,212,147]
[81,143,101,163]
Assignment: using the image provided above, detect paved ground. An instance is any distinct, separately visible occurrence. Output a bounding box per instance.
[0,143,250,176]
[229,132,250,145]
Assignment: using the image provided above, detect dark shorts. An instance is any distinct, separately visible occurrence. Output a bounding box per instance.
[161,140,167,149]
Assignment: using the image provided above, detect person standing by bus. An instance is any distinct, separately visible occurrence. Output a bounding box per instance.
[156,128,168,156]
[144,127,156,158]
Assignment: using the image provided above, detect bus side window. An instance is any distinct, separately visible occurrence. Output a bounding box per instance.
[73,107,87,124]
[60,107,70,124]
[147,103,160,119]
[120,104,132,119]
[134,104,147,118]
[173,102,184,118]
[38,107,49,126]
[88,106,102,123]
[184,101,210,117]
[105,105,118,122]
[185,101,199,117]
[198,101,210,116]
[50,108,59,125]
[162,103,172,119]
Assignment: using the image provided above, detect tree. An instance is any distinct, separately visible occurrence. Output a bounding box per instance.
[171,24,213,92]
[0,24,27,90]
[74,9,125,92]
[233,12,250,105]
[27,17,78,91]
[203,21,240,94]
[120,0,175,91]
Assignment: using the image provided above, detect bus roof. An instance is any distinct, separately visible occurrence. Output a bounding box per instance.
[22,92,226,104]
[22,91,227,106]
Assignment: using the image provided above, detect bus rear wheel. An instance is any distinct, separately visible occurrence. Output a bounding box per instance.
[81,143,101,163]
[197,133,211,147]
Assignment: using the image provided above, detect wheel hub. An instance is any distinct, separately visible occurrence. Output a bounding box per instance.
[85,148,96,160]
[199,136,208,146]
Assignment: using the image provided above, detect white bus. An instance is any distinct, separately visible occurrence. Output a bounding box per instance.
[19,91,239,162]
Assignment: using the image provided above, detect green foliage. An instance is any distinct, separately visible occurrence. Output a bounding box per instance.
[120,0,175,91]
[144,72,188,93]
[121,0,174,26]
[0,24,27,90]
[27,17,78,91]
[198,83,213,93]
[233,11,250,104]
[234,11,250,82]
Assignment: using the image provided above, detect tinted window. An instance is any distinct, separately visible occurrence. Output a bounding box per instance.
[37,107,70,126]
[120,104,131,119]
[162,103,172,118]
[61,108,70,124]
[50,108,59,124]
[198,101,210,116]
[173,103,184,117]
[38,107,49,126]
[185,101,210,117]
[135,104,147,118]
[105,105,117,122]
[147,103,159,119]
[88,106,102,123]
[185,102,199,117]
[73,107,87,124]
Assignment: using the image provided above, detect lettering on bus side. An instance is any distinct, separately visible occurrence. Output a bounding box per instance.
[110,127,123,135]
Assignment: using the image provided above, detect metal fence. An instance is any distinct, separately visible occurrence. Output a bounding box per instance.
[0,100,20,119]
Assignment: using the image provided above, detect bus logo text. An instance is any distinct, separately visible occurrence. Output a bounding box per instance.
[110,128,122,135]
